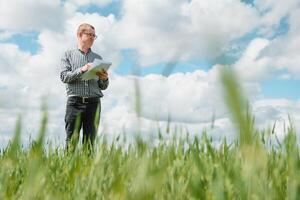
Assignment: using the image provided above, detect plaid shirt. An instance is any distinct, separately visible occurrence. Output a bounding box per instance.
[60,48,109,98]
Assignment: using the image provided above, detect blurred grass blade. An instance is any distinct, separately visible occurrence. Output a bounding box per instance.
[36,102,48,149]
[7,114,22,158]
[68,114,81,153]
[94,102,101,139]
[220,66,254,147]
[162,61,178,77]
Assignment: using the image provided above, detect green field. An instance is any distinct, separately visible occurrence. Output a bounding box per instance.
[0,68,299,199]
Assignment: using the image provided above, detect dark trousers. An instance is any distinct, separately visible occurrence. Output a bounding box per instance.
[64,97,101,149]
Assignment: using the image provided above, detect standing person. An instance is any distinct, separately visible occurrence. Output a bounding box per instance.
[60,23,109,150]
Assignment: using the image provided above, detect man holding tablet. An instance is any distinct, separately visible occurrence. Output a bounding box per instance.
[60,23,109,150]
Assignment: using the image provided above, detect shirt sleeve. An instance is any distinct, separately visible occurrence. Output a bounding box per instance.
[60,51,82,83]
[98,78,109,90]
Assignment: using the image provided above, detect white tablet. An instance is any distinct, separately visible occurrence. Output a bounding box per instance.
[81,59,112,80]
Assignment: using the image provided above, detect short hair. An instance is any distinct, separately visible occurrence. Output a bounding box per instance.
[77,23,95,34]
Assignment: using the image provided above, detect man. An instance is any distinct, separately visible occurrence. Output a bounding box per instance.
[60,23,109,149]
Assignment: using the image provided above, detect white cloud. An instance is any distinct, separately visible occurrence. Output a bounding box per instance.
[100,67,267,143]
[112,0,259,65]
[101,72,300,144]
[0,0,69,32]
[252,98,300,142]
[254,8,300,78]
[1,0,300,149]
[0,31,15,41]
[234,38,272,82]
[101,102,236,143]
[0,44,32,108]
[254,0,300,36]
[104,68,230,124]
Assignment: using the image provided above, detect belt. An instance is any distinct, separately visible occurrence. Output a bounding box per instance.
[68,96,100,104]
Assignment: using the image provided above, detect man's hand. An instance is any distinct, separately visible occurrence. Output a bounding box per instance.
[96,70,108,81]
[80,63,92,73]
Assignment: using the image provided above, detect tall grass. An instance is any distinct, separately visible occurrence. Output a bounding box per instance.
[0,67,299,199]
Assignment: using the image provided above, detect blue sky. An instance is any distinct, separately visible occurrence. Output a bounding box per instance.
[1,0,300,147]
[1,0,299,103]
[2,0,299,100]
[77,0,121,18]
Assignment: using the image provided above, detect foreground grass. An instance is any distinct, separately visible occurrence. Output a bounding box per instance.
[0,68,299,199]
[0,131,299,200]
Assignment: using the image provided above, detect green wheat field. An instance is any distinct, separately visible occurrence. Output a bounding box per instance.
[0,68,299,199]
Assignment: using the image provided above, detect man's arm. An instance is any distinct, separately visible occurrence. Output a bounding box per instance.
[98,78,109,90]
[60,52,82,83]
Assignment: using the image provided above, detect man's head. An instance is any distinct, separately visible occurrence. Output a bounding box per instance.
[77,23,97,49]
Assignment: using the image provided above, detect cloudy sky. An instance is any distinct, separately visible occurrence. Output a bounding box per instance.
[1,0,300,148]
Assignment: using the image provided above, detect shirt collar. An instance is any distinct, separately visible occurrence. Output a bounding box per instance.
[77,47,91,54]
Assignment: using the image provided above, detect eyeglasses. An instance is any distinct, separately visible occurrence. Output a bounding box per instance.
[83,32,98,39]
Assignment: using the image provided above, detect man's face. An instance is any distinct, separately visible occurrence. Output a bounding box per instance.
[78,27,96,48]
